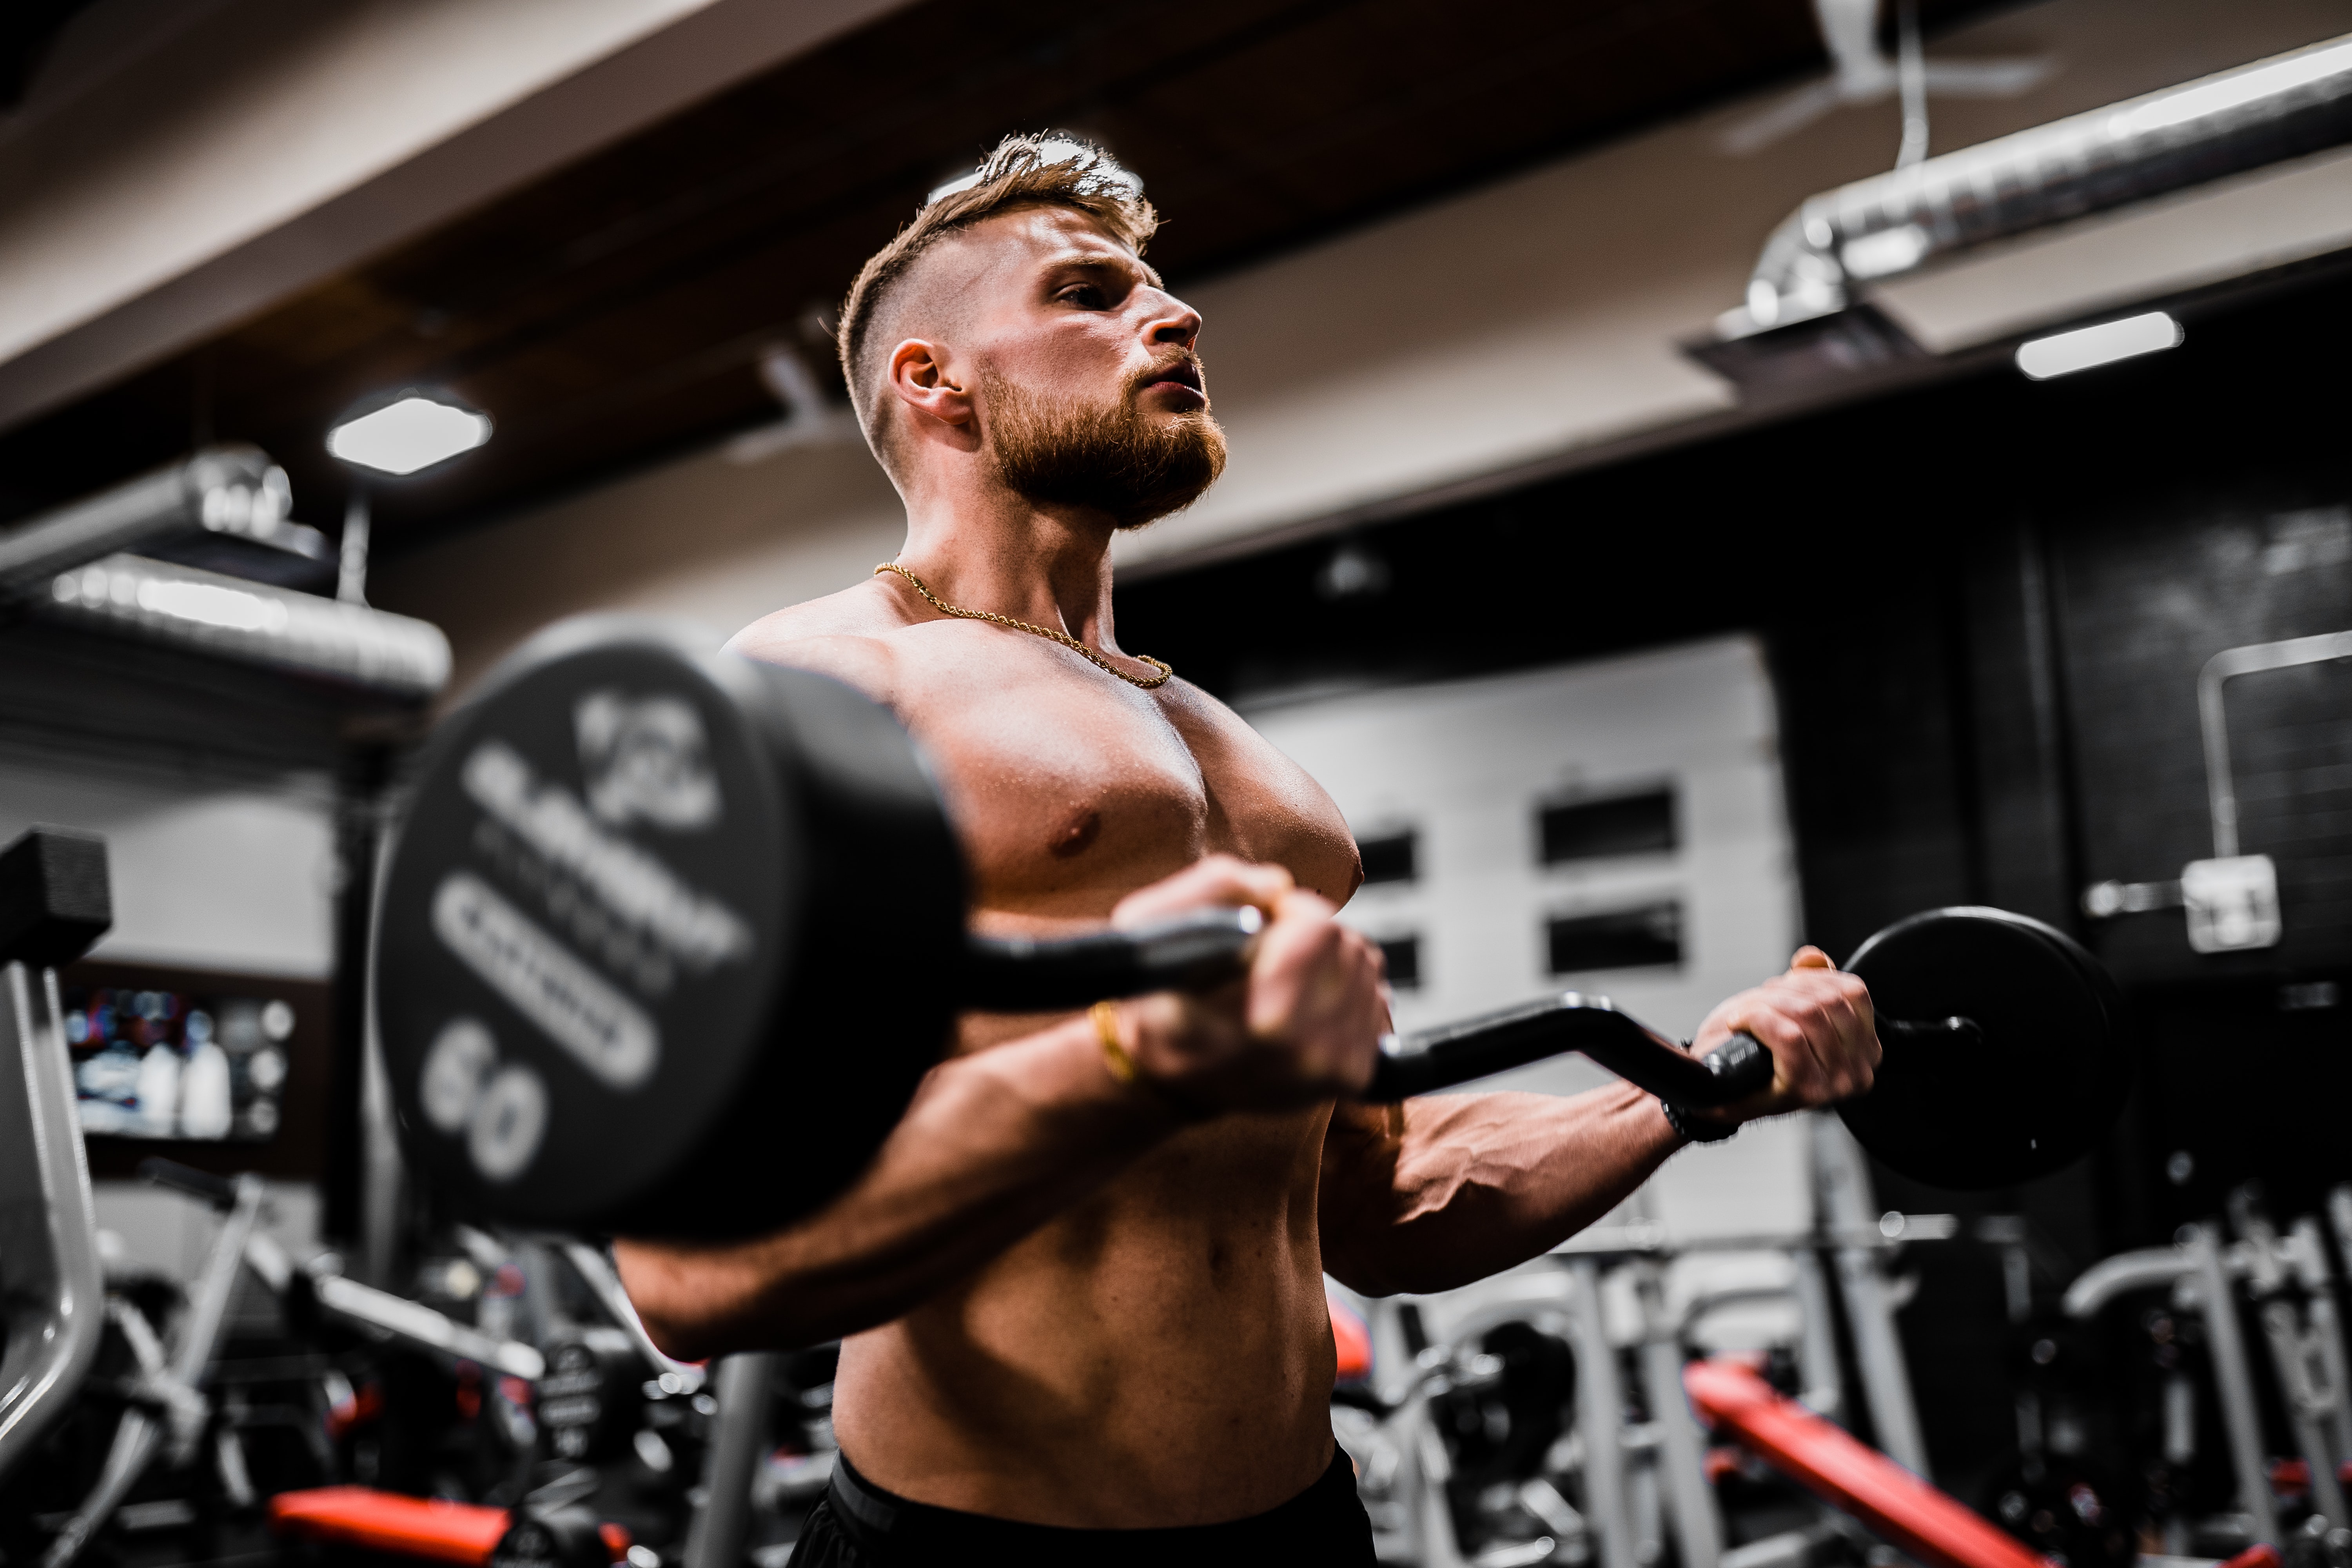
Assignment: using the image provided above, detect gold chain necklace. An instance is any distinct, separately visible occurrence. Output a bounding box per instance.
[873,563,1173,689]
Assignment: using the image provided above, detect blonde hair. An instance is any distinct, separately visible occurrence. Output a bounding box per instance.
[836,132,1157,450]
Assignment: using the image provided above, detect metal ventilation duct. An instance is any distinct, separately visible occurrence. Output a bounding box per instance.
[1714,30,2352,344]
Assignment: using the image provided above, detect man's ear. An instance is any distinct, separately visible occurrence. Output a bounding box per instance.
[886,339,975,435]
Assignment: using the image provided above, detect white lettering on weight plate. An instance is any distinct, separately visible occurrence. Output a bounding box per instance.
[432,871,659,1091]
[461,739,753,973]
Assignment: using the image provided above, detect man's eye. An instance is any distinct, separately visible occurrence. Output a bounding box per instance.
[1060,284,1106,307]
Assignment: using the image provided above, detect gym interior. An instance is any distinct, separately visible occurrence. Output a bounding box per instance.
[2,0,2349,1564]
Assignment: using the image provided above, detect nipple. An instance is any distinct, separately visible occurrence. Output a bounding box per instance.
[1049,809,1102,860]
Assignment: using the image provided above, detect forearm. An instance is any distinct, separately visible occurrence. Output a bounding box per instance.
[1320,1083,1681,1297]
[614,1018,1183,1355]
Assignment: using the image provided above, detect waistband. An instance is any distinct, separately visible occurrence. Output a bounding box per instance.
[822,1445,1368,1564]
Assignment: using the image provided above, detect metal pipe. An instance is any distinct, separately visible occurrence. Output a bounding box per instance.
[1812,1115,1930,1477]
[685,1352,777,1568]
[2198,630,2352,858]
[0,962,105,1483]
[2188,1222,2282,1546]
[2062,1247,2198,1319]
[2317,1207,2352,1464]
[1634,1261,1724,1568]
[40,1179,269,1568]
[1725,31,2352,337]
[2234,1200,2352,1527]
[1566,1259,1639,1568]
[310,1274,545,1381]
[1790,1249,1846,1421]
[560,1240,707,1392]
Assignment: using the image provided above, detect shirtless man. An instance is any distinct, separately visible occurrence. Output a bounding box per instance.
[613,134,1882,1565]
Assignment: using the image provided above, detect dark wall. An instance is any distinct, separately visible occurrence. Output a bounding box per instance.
[1118,263,2352,1481]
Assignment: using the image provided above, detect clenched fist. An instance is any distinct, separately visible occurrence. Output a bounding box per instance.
[1102,854,1388,1112]
[1682,948,1882,1131]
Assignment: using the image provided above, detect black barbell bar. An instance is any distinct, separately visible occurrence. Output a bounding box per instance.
[372,622,2132,1238]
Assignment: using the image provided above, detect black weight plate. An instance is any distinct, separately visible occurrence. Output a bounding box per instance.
[376,621,797,1227]
[374,617,964,1236]
[1839,907,2129,1191]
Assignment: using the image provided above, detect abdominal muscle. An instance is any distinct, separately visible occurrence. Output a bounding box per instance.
[825,647,1365,1523]
[829,1086,1344,1527]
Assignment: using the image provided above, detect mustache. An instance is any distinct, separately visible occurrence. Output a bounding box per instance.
[1129,353,1205,395]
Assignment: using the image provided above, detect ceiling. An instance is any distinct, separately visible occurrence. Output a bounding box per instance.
[0,0,2011,561]
[0,0,100,108]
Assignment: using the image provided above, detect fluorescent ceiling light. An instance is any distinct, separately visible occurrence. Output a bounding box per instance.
[2015,311,2183,380]
[328,394,492,475]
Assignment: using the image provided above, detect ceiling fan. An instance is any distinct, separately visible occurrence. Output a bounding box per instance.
[1719,0,2056,159]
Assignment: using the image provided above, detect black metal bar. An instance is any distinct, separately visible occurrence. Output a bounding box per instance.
[324,743,390,1249]
[962,911,1783,1108]
[959,907,1263,1012]
[1364,994,1774,1105]
[136,1157,240,1209]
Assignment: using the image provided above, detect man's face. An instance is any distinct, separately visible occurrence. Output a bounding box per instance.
[945,206,1226,528]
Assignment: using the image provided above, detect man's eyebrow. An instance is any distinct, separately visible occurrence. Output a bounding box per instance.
[1040,251,1164,291]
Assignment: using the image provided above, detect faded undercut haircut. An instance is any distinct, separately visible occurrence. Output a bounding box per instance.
[835,132,1157,460]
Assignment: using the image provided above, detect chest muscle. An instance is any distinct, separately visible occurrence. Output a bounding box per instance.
[900,653,1355,920]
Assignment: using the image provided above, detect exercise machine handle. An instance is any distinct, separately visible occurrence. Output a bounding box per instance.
[1363,993,1774,1106]
[960,906,1263,1012]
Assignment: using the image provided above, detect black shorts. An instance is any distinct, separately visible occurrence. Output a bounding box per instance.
[784,1446,1377,1566]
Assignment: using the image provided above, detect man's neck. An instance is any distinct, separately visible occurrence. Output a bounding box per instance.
[897,484,1124,650]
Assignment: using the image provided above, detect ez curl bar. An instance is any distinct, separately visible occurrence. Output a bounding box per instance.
[371,621,2131,1239]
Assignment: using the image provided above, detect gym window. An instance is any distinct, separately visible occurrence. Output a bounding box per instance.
[1377,934,1422,990]
[1357,829,1417,885]
[1537,787,1676,865]
[1546,902,1682,974]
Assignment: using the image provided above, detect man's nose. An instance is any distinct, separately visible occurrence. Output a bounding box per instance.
[1145,292,1201,348]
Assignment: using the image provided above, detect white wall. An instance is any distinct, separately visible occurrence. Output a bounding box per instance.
[1289,641,1821,1414]
[1246,637,1808,1242]
[0,757,336,978]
